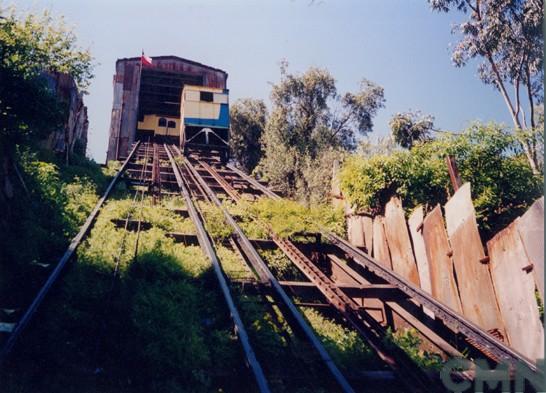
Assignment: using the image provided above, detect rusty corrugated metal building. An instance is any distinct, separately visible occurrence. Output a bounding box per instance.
[106,55,228,161]
[43,71,89,157]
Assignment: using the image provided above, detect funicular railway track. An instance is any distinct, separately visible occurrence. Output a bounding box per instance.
[0,141,542,392]
[186,155,435,391]
[0,141,368,392]
[180,146,544,391]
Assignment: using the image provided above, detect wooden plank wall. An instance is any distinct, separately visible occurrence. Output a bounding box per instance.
[408,206,432,296]
[487,220,544,361]
[384,197,420,286]
[422,205,462,314]
[444,183,505,337]
[345,186,543,361]
[372,216,392,268]
[347,215,365,248]
[517,196,544,299]
[362,216,373,254]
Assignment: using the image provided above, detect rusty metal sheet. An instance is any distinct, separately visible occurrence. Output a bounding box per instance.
[372,216,392,268]
[138,57,227,89]
[347,215,365,248]
[444,183,505,336]
[107,108,122,161]
[408,206,433,311]
[487,219,544,361]
[112,82,123,109]
[517,197,544,299]
[363,216,373,253]
[422,205,462,313]
[384,197,420,286]
[123,63,135,90]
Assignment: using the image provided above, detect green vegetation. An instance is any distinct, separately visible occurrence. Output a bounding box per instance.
[389,110,434,149]
[259,249,305,281]
[104,197,195,234]
[199,202,233,240]
[216,245,252,280]
[339,123,543,237]
[0,5,94,219]
[384,327,444,371]
[0,4,97,306]
[302,308,376,371]
[230,98,268,173]
[253,63,385,205]
[2,195,250,393]
[246,198,345,238]
[0,148,113,304]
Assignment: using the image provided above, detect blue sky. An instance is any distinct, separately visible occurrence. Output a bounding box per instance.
[16,0,513,163]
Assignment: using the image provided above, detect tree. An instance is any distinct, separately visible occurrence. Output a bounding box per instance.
[429,0,544,173]
[255,63,385,203]
[389,110,434,148]
[229,98,267,173]
[0,7,93,146]
[0,5,93,215]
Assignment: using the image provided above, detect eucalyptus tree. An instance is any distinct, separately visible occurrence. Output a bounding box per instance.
[229,98,267,173]
[389,110,435,149]
[256,62,385,203]
[429,0,544,173]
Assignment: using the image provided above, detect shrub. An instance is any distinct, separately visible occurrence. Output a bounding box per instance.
[339,123,543,237]
[246,198,345,238]
[259,249,305,281]
[198,202,233,240]
[216,246,252,280]
[302,308,376,370]
[384,327,444,371]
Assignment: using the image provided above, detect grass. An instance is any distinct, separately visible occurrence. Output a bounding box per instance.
[301,308,379,371]
[0,150,387,392]
[384,327,444,371]
[243,198,346,239]
[216,245,252,280]
[0,149,116,307]
[1,191,250,392]
[258,248,305,281]
[198,202,234,240]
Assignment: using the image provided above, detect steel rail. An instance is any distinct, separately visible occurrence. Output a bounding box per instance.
[93,141,151,370]
[203,161,437,392]
[178,150,356,393]
[164,145,271,393]
[0,141,141,366]
[225,162,541,375]
[327,234,540,371]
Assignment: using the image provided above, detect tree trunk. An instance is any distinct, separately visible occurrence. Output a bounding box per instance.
[522,140,539,174]
[486,54,539,174]
[526,65,536,129]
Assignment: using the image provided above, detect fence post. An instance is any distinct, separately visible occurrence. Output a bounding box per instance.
[446,155,462,191]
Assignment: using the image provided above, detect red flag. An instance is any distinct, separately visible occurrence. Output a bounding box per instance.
[141,52,153,67]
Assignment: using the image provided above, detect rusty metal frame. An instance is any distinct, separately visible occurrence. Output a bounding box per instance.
[226,161,541,376]
[177,151,357,393]
[196,159,442,392]
[164,145,271,393]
